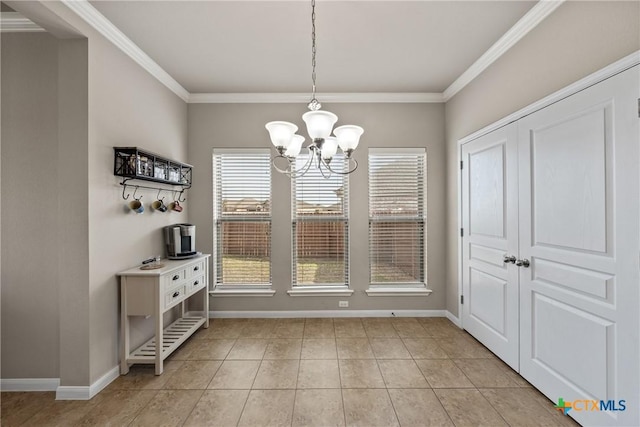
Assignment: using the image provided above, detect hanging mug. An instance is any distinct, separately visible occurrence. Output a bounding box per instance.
[172,200,183,212]
[151,199,167,212]
[129,199,144,214]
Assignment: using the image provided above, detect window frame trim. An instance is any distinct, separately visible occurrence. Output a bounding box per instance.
[367,147,428,290]
[291,153,350,288]
[213,148,273,290]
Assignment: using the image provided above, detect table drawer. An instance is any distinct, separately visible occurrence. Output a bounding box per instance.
[164,285,186,309]
[164,269,187,291]
[187,274,206,295]
[186,260,205,278]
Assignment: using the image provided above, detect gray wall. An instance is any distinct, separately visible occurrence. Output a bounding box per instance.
[188,103,446,312]
[444,0,640,316]
[57,38,90,387]
[1,33,61,379]
[2,0,189,385]
[85,24,188,384]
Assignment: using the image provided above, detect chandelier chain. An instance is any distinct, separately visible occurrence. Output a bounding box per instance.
[266,0,361,179]
[308,0,321,111]
[311,0,316,98]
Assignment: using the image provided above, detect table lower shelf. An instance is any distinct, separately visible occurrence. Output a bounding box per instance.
[126,316,206,363]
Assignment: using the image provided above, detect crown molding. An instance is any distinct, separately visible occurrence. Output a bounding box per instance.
[0,12,45,32]
[58,0,564,105]
[458,50,640,145]
[443,0,565,102]
[60,0,190,102]
[188,92,444,104]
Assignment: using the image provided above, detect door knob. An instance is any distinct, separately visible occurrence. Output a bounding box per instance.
[515,259,530,268]
[503,255,516,264]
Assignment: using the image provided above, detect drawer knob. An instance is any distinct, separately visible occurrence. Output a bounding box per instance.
[194,280,199,286]
[172,275,180,281]
[173,291,180,298]
[194,266,200,271]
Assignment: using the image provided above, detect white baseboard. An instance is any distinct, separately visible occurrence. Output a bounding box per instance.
[55,365,119,400]
[200,309,449,318]
[445,310,462,328]
[1,378,60,392]
[55,386,90,400]
[90,365,120,398]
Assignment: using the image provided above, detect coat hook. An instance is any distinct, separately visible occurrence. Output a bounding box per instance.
[177,189,187,203]
[157,189,165,201]
[133,186,143,201]
[122,183,130,200]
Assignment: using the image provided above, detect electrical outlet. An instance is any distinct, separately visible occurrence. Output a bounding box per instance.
[339,301,349,308]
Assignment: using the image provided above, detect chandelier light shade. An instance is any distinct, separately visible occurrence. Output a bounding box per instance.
[284,135,305,157]
[302,110,338,140]
[265,121,298,150]
[321,137,338,160]
[266,0,363,178]
[334,125,364,152]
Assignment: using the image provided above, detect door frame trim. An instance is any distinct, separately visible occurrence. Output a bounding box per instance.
[456,49,640,327]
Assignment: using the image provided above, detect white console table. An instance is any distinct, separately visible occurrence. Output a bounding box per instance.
[117,254,210,375]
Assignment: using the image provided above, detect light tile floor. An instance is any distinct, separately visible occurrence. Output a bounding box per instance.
[1,317,580,426]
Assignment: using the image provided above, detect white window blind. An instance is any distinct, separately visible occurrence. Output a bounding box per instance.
[213,149,271,287]
[368,148,426,286]
[292,154,349,286]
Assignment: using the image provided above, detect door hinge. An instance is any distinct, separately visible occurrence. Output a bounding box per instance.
[460,160,464,170]
[637,98,640,118]
[460,228,464,237]
[460,295,464,305]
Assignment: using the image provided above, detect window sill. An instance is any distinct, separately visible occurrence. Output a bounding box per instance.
[210,289,276,297]
[287,288,354,297]
[365,288,432,297]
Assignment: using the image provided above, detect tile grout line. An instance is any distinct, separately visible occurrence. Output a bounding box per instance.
[367,330,402,426]
[236,327,264,427]
[333,319,350,427]
[476,387,518,427]
[430,388,458,426]
[176,389,205,427]
[290,336,303,427]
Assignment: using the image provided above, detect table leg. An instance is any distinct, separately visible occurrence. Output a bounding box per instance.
[203,285,209,328]
[155,285,163,375]
[120,281,130,375]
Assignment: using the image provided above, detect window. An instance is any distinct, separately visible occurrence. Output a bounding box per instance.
[292,154,349,286]
[213,149,271,288]
[368,148,426,287]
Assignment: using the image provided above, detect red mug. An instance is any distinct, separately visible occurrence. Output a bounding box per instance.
[172,201,183,212]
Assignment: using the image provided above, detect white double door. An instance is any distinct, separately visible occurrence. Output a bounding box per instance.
[462,66,639,426]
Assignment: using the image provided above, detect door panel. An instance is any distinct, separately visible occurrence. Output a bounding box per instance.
[533,258,613,301]
[531,108,608,253]
[531,292,613,398]
[469,269,508,334]
[519,66,639,427]
[462,123,519,370]
[469,243,507,268]
[469,143,505,238]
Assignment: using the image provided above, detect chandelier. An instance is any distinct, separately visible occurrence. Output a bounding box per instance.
[265,0,363,178]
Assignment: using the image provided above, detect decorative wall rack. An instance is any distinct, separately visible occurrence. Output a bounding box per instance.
[114,147,193,201]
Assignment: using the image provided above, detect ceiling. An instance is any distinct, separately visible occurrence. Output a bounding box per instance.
[89,1,536,95]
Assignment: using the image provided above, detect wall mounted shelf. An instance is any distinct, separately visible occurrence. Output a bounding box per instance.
[114,147,192,200]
